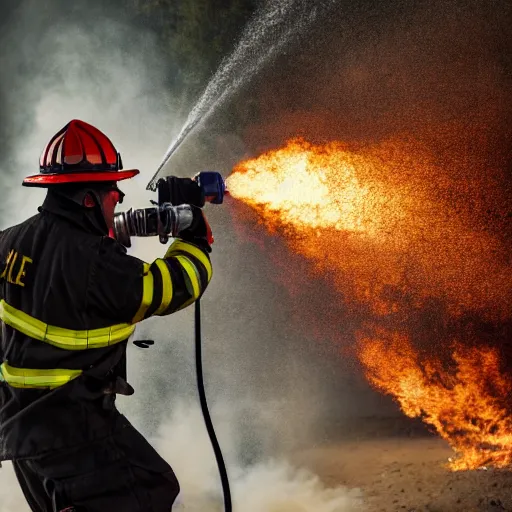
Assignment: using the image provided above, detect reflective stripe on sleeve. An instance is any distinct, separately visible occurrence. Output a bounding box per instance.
[176,255,201,300]
[154,259,174,315]
[166,240,212,282]
[132,262,154,323]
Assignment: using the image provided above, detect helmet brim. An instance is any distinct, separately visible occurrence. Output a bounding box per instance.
[22,169,140,187]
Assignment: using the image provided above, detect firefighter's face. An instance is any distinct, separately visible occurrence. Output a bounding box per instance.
[101,186,124,229]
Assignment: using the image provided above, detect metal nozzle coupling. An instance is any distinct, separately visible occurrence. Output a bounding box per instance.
[113,204,194,248]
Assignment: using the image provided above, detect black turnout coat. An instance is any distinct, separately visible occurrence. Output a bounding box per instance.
[0,191,211,460]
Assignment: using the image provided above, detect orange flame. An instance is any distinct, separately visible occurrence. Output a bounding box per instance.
[227,138,512,470]
[358,329,512,470]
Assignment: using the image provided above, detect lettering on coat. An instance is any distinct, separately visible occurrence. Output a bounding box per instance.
[0,250,33,287]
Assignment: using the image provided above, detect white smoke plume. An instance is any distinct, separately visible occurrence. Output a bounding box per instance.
[0,2,361,510]
[0,462,26,512]
[154,403,362,511]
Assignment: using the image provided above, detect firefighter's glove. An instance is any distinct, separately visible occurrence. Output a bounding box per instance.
[178,206,213,253]
[166,177,204,207]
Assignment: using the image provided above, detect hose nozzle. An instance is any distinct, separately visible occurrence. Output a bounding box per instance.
[113,171,226,247]
[157,171,227,207]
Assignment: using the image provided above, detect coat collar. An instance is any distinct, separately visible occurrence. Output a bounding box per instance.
[39,190,108,236]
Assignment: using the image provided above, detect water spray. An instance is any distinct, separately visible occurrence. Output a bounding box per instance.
[147,0,338,191]
[114,172,232,512]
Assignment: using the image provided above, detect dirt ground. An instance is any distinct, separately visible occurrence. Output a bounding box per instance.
[292,418,512,512]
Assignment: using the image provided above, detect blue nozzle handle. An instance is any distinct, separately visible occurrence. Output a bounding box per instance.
[195,172,226,205]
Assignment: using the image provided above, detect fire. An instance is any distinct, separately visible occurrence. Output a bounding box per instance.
[227,138,512,470]
[227,139,395,236]
[358,329,512,470]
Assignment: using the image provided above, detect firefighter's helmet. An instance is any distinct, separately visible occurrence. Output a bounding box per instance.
[23,120,139,187]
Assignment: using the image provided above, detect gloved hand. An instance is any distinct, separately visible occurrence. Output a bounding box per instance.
[158,177,205,208]
[178,206,213,253]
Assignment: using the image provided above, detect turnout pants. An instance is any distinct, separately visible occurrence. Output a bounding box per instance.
[11,417,180,512]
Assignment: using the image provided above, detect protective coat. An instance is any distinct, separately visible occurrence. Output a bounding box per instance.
[0,190,212,461]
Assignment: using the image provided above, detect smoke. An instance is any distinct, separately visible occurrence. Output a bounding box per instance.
[0,462,26,512]
[0,1,171,225]
[154,403,362,511]
[0,1,362,510]
[243,0,511,151]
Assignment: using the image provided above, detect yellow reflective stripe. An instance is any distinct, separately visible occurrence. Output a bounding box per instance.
[176,255,201,300]
[154,259,173,315]
[132,263,154,323]
[166,240,212,282]
[45,323,136,350]
[0,300,46,341]
[0,362,82,389]
[0,300,136,351]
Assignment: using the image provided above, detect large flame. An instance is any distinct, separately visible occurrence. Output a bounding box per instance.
[227,138,512,470]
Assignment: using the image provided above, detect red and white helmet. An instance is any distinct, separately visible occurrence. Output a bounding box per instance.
[23,119,139,187]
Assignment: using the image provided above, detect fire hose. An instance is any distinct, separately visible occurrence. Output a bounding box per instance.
[113,172,232,512]
[195,298,232,512]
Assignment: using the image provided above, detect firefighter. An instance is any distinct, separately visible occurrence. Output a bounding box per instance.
[0,120,213,512]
